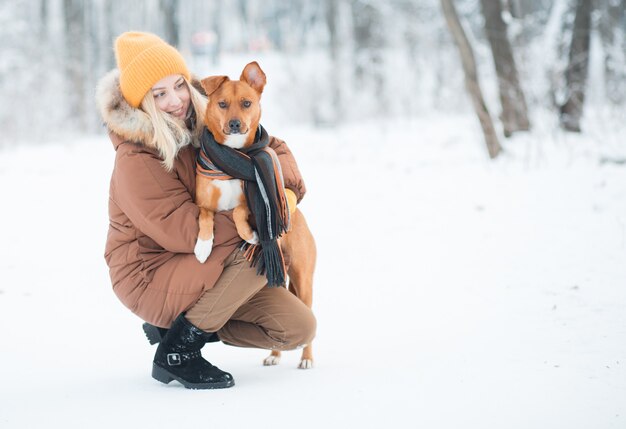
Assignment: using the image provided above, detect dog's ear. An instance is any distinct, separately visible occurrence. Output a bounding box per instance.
[200,75,229,97]
[240,62,266,95]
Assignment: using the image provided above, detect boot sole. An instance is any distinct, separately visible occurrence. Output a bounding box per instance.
[143,323,163,345]
[152,363,235,390]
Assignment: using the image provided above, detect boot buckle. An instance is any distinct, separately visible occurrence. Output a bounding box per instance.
[167,353,182,366]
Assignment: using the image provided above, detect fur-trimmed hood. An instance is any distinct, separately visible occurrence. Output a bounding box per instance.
[96,69,155,148]
[95,69,205,149]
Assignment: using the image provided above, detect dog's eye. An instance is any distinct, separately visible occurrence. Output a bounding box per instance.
[242,100,252,108]
[218,101,227,109]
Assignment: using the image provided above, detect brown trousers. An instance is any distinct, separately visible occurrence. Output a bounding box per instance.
[185,246,316,351]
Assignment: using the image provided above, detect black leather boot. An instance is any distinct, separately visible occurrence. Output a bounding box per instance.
[143,322,219,345]
[152,314,234,389]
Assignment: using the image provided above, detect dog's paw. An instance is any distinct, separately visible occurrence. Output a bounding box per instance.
[263,354,281,366]
[245,231,259,245]
[298,359,313,369]
[194,238,213,263]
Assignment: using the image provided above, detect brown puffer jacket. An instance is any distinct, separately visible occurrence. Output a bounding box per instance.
[95,70,306,327]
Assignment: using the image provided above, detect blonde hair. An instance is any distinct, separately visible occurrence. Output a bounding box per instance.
[140,77,207,171]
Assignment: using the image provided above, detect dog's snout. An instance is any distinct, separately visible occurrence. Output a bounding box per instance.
[229,119,241,133]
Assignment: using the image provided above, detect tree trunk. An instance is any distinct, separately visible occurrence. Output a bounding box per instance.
[102,0,116,71]
[211,1,222,64]
[39,0,48,42]
[440,0,502,159]
[351,0,385,112]
[85,1,100,132]
[326,0,342,123]
[160,0,180,47]
[480,0,530,136]
[598,0,625,105]
[559,0,592,132]
[63,0,87,132]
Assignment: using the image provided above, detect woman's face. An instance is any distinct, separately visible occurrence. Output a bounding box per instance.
[151,74,191,120]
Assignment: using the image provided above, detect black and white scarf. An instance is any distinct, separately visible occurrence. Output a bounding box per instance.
[197,125,290,286]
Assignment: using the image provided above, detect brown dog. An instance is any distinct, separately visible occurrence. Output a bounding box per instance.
[193,62,316,369]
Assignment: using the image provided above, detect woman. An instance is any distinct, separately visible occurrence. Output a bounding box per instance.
[96,31,316,389]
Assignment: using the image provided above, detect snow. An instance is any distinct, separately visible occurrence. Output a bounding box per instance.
[0,110,625,429]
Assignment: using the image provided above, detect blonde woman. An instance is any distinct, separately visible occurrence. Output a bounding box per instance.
[96,32,315,389]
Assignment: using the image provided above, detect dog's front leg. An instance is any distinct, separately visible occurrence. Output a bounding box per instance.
[195,175,219,263]
[194,207,215,262]
[233,202,259,245]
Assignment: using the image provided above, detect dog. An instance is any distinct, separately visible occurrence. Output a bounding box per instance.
[193,61,316,369]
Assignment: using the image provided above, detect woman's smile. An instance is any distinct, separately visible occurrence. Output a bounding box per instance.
[168,105,186,118]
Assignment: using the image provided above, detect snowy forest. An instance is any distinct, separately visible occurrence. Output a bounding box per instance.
[0,0,624,158]
[1,2,626,427]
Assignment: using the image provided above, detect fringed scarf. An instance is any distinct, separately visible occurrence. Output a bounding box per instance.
[197,125,290,286]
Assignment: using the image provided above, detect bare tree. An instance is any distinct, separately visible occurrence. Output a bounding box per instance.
[160,0,180,46]
[63,0,87,132]
[39,0,48,42]
[102,0,116,71]
[480,0,530,136]
[440,0,502,159]
[325,0,342,123]
[559,0,592,132]
[351,0,385,112]
[598,0,625,105]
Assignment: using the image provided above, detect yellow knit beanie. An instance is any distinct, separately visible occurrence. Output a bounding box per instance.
[114,31,191,108]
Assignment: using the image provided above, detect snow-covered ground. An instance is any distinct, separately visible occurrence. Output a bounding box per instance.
[0,110,625,428]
